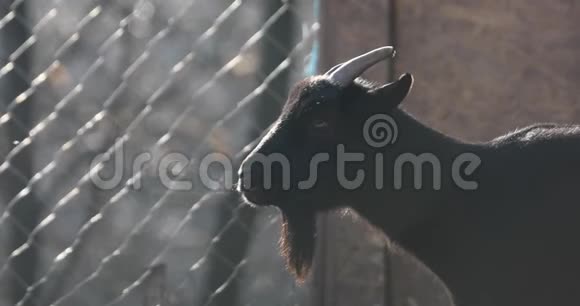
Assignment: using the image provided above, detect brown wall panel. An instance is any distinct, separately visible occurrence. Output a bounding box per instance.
[396,0,580,141]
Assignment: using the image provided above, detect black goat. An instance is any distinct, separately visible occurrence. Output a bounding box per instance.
[237,46,580,306]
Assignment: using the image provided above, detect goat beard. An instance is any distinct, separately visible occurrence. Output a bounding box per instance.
[279,206,316,282]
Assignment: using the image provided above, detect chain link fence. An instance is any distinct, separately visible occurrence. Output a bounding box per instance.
[0,0,318,305]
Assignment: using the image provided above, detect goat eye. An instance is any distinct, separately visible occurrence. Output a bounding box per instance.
[312,119,328,128]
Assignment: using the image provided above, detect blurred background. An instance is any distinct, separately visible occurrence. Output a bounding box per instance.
[0,0,579,305]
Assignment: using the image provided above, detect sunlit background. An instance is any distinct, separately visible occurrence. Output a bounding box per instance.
[0,0,317,305]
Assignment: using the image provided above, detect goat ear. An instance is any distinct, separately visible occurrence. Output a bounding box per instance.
[371,73,413,108]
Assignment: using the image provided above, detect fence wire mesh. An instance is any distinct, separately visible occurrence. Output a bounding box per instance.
[0,0,318,305]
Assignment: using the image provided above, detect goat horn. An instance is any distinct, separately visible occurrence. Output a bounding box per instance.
[324,63,344,76]
[328,46,395,86]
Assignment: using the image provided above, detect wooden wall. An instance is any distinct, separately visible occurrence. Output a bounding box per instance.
[397,0,580,142]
